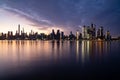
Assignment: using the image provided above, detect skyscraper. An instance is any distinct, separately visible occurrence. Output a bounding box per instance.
[31,30,33,35]
[90,23,96,39]
[100,27,104,39]
[69,31,74,40]
[93,27,96,39]
[87,26,90,39]
[97,27,104,39]
[51,29,55,40]
[82,25,87,39]
[97,29,100,38]
[56,30,60,40]
[61,31,64,40]
[106,31,111,40]
[18,24,20,35]
[7,31,13,39]
[76,30,79,40]
[23,28,24,34]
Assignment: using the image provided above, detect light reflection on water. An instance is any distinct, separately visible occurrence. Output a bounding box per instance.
[0,40,115,77]
[75,40,111,63]
[0,40,112,63]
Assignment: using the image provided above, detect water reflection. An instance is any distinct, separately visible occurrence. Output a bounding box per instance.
[81,41,89,63]
[0,40,112,73]
[76,41,79,62]
[76,40,111,64]
[105,41,111,54]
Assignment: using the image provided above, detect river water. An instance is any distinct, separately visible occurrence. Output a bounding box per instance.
[0,40,120,79]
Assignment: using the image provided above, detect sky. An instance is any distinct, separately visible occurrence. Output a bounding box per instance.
[0,0,120,36]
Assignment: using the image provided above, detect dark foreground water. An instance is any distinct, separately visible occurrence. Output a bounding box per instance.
[0,40,120,80]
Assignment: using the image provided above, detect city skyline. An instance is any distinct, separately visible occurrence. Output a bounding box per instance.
[0,0,120,36]
[0,23,115,40]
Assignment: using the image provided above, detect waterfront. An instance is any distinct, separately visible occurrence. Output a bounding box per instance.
[0,40,120,79]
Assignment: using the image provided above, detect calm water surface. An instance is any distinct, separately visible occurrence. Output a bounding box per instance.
[0,40,120,79]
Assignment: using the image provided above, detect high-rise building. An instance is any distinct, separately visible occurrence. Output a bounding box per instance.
[7,31,11,39]
[106,31,111,40]
[79,33,82,39]
[69,31,74,40]
[90,23,95,39]
[56,30,60,40]
[21,28,25,40]
[97,29,100,38]
[91,23,94,28]
[31,30,33,35]
[51,29,55,40]
[100,26,104,39]
[7,31,13,39]
[86,26,90,39]
[61,31,64,40]
[18,24,20,35]
[93,27,96,39]
[76,30,79,40]
[23,28,24,34]
[82,25,87,39]
[97,27,104,39]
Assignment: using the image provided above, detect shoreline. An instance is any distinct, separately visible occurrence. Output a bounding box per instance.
[0,39,119,41]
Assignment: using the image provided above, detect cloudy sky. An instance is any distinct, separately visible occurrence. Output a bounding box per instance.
[0,0,120,36]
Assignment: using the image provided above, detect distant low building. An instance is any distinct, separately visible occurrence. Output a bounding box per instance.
[106,31,111,40]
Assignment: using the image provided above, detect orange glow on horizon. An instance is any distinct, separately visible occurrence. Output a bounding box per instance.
[0,8,65,35]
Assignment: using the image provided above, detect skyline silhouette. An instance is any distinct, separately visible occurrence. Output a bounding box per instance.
[0,23,119,40]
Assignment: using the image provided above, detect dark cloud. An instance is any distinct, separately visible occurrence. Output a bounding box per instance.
[0,0,120,36]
